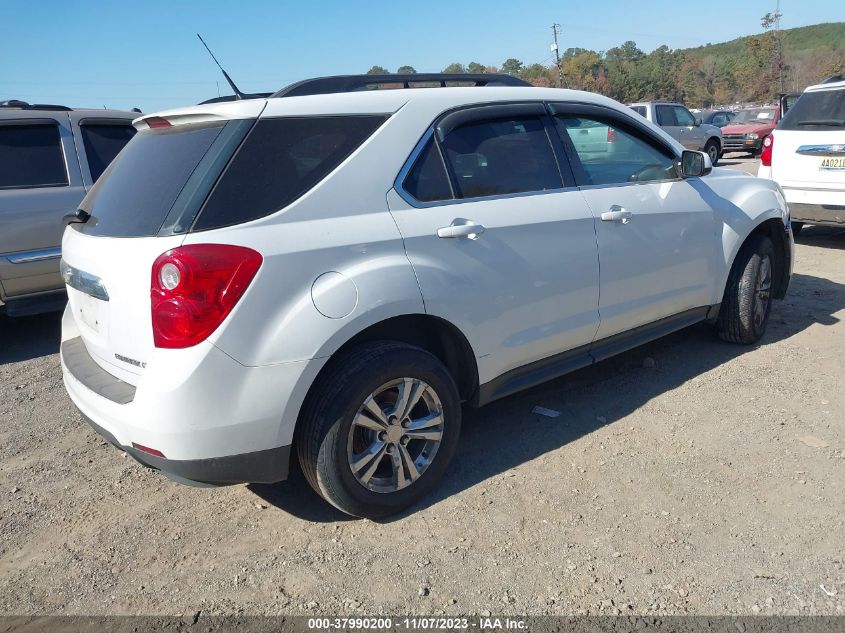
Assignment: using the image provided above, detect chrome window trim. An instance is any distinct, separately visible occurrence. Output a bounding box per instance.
[5,246,62,264]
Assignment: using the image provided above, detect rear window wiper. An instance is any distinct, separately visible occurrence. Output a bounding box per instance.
[796,119,845,127]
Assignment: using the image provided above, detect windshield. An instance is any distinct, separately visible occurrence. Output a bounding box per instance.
[731,108,776,124]
[779,89,845,131]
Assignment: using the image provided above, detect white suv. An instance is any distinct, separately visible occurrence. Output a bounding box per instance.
[758,76,845,235]
[60,74,794,518]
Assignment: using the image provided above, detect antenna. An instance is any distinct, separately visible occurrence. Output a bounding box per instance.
[197,33,247,100]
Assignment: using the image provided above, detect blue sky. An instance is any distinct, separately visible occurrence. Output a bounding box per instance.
[1,0,840,112]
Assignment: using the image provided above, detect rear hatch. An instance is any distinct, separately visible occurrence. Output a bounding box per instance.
[771,86,845,192]
[61,104,263,385]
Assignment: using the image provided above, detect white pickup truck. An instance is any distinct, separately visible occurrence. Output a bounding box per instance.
[629,101,723,165]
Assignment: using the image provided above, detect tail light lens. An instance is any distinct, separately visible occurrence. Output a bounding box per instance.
[607,127,617,143]
[151,244,262,349]
[761,134,774,166]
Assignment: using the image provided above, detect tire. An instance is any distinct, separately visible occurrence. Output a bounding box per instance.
[296,341,461,518]
[716,234,776,345]
[704,139,720,166]
[791,222,804,237]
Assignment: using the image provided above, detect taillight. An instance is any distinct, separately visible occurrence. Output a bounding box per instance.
[607,127,617,143]
[761,134,774,166]
[151,244,262,349]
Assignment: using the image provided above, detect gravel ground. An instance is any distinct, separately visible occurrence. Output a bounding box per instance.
[1,158,843,617]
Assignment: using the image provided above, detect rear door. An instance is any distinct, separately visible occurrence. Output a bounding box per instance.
[0,112,84,297]
[387,103,600,383]
[551,103,720,341]
[772,86,845,196]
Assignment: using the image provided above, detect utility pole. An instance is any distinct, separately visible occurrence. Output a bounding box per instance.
[551,23,564,88]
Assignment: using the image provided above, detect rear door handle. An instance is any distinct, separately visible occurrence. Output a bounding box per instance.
[437,219,486,239]
[600,206,632,224]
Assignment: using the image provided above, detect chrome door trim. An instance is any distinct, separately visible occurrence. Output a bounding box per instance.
[5,246,62,264]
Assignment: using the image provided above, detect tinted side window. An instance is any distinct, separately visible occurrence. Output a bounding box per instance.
[440,117,562,199]
[556,115,678,186]
[194,115,387,231]
[673,106,696,126]
[630,106,647,118]
[0,123,67,189]
[655,106,676,126]
[80,123,136,182]
[403,137,453,202]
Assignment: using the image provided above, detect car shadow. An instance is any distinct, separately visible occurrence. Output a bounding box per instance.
[796,224,845,250]
[0,311,62,365]
[253,271,845,522]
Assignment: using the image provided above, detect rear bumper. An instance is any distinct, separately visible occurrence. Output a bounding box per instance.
[80,410,290,486]
[789,203,845,226]
[60,306,322,486]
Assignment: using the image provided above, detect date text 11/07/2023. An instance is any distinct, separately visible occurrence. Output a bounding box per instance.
[306,617,528,630]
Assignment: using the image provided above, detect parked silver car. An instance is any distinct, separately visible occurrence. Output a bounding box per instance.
[0,101,137,316]
[629,101,723,165]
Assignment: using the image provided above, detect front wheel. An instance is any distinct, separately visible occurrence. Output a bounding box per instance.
[296,342,461,518]
[716,234,776,344]
[704,139,720,166]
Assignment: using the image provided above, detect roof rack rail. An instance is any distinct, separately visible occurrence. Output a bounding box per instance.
[820,74,845,84]
[198,92,273,105]
[271,73,531,98]
[0,99,72,111]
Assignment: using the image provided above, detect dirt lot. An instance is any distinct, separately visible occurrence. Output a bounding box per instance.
[1,158,843,617]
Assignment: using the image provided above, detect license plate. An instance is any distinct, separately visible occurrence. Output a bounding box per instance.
[820,157,845,170]
[79,294,100,333]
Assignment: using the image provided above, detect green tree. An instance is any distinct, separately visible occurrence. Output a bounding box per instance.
[467,61,486,73]
[442,62,467,73]
[366,65,389,75]
[396,65,417,74]
[501,58,523,76]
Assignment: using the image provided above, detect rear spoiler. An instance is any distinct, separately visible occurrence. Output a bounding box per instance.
[133,100,267,130]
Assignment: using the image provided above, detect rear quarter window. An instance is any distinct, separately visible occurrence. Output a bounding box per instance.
[192,115,387,231]
[0,122,68,189]
[80,122,136,182]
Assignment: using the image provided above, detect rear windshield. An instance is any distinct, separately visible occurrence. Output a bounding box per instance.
[779,89,845,131]
[79,122,230,237]
[78,114,387,237]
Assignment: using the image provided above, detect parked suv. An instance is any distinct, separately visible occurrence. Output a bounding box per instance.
[629,101,723,165]
[758,76,845,234]
[0,100,137,316]
[721,106,779,157]
[60,74,793,518]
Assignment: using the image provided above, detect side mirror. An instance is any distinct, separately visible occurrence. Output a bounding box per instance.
[680,150,712,178]
[694,117,703,126]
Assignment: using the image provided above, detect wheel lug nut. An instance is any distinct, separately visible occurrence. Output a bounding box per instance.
[386,444,395,454]
[378,431,387,441]
[400,436,409,446]
[401,418,410,428]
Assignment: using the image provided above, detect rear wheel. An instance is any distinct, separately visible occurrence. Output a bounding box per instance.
[716,234,776,344]
[296,342,461,518]
[704,139,720,166]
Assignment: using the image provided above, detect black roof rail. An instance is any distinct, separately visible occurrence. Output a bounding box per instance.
[0,99,72,111]
[821,74,844,84]
[271,73,531,98]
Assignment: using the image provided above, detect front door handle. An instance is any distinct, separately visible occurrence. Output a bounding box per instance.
[600,206,632,224]
[437,219,486,239]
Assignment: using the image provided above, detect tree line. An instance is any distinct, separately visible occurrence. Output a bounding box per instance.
[366,21,843,107]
